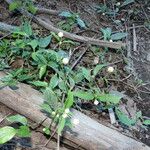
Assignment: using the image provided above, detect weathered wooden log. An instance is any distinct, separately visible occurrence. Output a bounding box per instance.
[0,22,17,32]
[0,71,149,150]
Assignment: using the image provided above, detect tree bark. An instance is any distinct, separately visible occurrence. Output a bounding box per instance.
[0,72,149,150]
[0,22,17,32]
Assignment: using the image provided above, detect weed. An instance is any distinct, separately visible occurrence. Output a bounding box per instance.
[0,114,30,144]
[0,20,149,145]
[58,11,86,32]
[9,0,37,14]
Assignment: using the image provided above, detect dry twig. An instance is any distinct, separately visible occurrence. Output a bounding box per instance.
[5,0,126,49]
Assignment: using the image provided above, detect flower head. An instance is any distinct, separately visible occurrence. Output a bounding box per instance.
[94,100,99,105]
[65,108,70,114]
[121,18,125,21]
[116,2,121,6]
[52,111,56,116]
[62,57,69,65]
[94,57,99,65]
[107,66,114,73]
[109,39,113,42]
[58,32,64,38]
[62,113,68,118]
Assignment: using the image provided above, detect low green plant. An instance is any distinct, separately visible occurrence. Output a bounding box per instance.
[0,22,123,136]
[58,11,86,32]
[0,114,30,144]
[96,0,135,15]
[9,0,37,14]
[101,27,127,41]
[0,21,149,143]
[115,108,150,127]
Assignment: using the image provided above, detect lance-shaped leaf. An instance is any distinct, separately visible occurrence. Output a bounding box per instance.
[73,90,94,101]
[0,126,16,144]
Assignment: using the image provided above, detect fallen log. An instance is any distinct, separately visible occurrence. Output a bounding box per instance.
[0,22,17,32]
[0,71,149,150]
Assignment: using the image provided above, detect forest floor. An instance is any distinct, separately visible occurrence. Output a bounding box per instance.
[0,0,150,149]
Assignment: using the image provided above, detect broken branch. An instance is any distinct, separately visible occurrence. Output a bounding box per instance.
[5,0,126,49]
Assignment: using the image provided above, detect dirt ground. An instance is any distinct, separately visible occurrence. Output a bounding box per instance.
[0,0,150,149]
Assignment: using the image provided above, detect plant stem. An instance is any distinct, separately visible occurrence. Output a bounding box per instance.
[44,126,58,147]
[57,133,60,150]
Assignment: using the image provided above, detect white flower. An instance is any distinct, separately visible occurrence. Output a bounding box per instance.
[121,18,125,21]
[116,2,121,6]
[56,114,59,118]
[102,13,105,16]
[62,113,68,118]
[109,39,113,42]
[62,57,69,65]
[107,66,114,73]
[72,118,79,125]
[52,111,56,115]
[65,108,70,114]
[43,128,46,132]
[58,32,64,38]
[93,57,99,65]
[94,100,99,105]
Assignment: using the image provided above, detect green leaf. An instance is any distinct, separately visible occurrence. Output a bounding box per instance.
[39,65,47,79]
[74,72,84,83]
[65,90,74,108]
[58,118,66,135]
[115,108,136,126]
[76,17,86,28]
[0,126,16,144]
[39,36,51,48]
[30,81,48,87]
[62,40,75,45]
[57,50,68,58]
[136,111,142,120]
[82,67,91,82]
[121,0,134,7]
[68,76,75,88]
[22,22,32,36]
[44,87,58,109]
[49,74,58,89]
[12,30,27,36]
[41,103,52,113]
[59,11,72,18]
[110,90,125,99]
[27,5,37,14]
[16,126,30,137]
[93,64,106,77]
[101,28,112,40]
[9,1,20,11]
[73,90,94,101]
[111,32,127,41]
[58,79,67,92]
[96,93,122,104]
[7,115,27,126]
[32,52,47,64]
[51,32,60,41]
[143,120,150,126]
[43,127,51,135]
[28,39,38,50]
